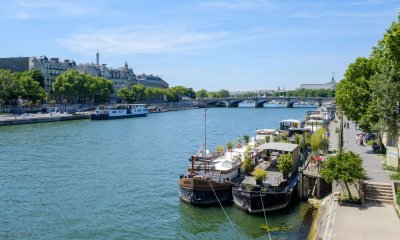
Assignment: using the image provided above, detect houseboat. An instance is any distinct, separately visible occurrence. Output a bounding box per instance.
[179,146,247,206]
[90,104,148,120]
[232,142,300,213]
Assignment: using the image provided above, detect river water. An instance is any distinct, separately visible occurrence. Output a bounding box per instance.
[0,106,315,239]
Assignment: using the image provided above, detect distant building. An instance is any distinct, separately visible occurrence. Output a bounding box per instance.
[299,76,337,90]
[0,52,169,97]
[0,56,77,93]
[136,74,169,89]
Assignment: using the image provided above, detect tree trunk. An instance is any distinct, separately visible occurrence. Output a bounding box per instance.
[344,181,353,199]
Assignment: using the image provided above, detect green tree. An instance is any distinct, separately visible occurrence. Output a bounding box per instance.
[196,89,208,99]
[320,151,365,199]
[335,57,376,126]
[243,146,253,173]
[277,153,293,178]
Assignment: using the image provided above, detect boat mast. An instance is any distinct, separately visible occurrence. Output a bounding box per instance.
[204,108,207,177]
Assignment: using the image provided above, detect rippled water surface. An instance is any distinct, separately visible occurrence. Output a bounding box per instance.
[1,106,315,239]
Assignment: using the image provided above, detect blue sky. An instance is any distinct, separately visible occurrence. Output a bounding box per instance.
[0,0,399,91]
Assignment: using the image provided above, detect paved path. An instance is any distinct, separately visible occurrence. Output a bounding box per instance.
[341,117,391,183]
[332,202,400,240]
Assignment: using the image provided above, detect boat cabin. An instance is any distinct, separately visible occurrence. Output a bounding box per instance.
[280,119,301,131]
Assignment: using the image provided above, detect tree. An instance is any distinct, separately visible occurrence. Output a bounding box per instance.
[277,153,293,178]
[196,89,208,99]
[311,128,326,154]
[118,87,132,103]
[335,57,376,126]
[252,168,267,184]
[243,146,253,173]
[320,151,365,199]
[0,98,4,112]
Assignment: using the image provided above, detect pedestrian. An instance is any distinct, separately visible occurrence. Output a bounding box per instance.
[347,122,349,129]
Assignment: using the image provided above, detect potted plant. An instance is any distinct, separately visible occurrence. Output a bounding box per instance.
[252,168,267,185]
[243,135,250,145]
[227,141,233,152]
[265,135,270,143]
[277,153,293,179]
[236,137,243,148]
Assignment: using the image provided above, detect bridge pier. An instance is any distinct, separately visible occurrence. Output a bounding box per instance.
[286,101,294,108]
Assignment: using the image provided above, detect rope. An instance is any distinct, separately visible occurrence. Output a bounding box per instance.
[260,191,272,240]
[208,180,242,240]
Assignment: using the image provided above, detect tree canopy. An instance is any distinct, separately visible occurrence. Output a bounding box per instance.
[320,151,365,184]
[336,14,400,145]
[53,69,113,104]
[0,69,46,104]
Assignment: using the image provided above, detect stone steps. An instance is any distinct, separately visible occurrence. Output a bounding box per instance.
[364,182,394,204]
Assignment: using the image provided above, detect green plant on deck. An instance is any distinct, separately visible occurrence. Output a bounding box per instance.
[215,145,225,153]
[243,147,253,173]
[277,153,293,178]
[273,136,280,142]
[243,135,249,145]
[227,141,233,151]
[294,134,301,145]
[279,139,290,143]
[252,168,267,183]
[265,135,270,143]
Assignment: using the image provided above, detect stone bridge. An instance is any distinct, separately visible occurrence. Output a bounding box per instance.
[199,96,335,108]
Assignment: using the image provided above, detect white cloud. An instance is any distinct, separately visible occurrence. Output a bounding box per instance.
[2,0,101,19]
[58,27,230,56]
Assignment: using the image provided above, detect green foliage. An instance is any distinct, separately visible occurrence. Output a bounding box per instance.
[294,134,301,145]
[335,15,400,139]
[0,69,46,103]
[397,190,400,205]
[320,151,366,183]
[273,136,280,142]
[243,147,253,173]
[53,70,113,104]
[196,89,208,99]
[216,145,225,153]
[207,89,230,98]
[243,135,249,145]
[311,129,326,153]
[252,168,267,182]
[227,141,233,151]
[273,89,335,98]
[277,153,293,176]
[390,172,400,180]
[367,140,376,146]
[320,138,330,152]
[265,135,270,143]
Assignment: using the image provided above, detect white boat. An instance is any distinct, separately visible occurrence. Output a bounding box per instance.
[91,104,148,120]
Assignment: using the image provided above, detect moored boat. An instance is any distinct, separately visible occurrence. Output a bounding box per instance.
[90,104,148,120]
[233,142,300,213]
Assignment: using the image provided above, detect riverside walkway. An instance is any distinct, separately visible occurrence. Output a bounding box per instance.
[325,116,400,240]
[342,117,391,182]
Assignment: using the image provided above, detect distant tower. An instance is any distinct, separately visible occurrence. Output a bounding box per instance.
[96,51,99,65]
[124,61,128,69]
[331,72,336,82]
